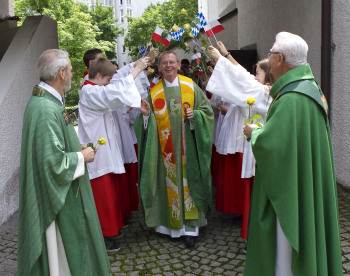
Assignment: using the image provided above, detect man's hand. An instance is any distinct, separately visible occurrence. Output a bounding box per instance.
[81,147,97,163]
[243,123,258,139]
[217,41,229,56]
[220,105,229,115]
[140,99,150,116]
[183,106,194,120]
[147,48,159,64]
[132,57,150,79]
[208,46,222,63]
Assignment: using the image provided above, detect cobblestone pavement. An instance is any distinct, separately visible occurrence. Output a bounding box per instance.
[1,186,349,275]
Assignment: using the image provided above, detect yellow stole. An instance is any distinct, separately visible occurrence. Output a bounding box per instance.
[150,75,198,229]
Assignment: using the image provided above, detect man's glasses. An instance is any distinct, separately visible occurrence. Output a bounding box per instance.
[267,51,281,57]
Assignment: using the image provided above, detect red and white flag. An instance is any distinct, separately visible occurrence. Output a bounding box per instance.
[161,34,172,48]
[152,27,164,42]
[195,68,203,76]
[191,53,202,64]
[150,77,160,88]
[204,20,225,37]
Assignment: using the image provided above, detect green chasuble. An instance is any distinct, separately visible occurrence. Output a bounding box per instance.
[134,78,214,231]
[18,87,110,275]
[244,65,343,275]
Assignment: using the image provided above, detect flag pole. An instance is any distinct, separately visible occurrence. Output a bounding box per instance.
[209,28,219,44]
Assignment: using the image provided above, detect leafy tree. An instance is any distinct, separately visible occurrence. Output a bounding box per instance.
[124,0,209,60]
[14,0,120,106]
[88,4,123,60]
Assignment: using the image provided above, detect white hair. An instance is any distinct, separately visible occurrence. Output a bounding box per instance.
[37,49,69,82]
[272,32,308,68]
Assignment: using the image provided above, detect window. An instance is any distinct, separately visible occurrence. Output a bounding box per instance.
[127,9,132,17]
[120,9,124,23]
[120,0,123,4]
[127,0,131,5]
[123,62,126,66]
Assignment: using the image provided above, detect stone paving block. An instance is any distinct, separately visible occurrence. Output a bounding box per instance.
[151,267,162,274]
[1,187,350,275]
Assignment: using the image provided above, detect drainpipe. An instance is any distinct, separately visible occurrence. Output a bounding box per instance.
[321,0,332,119]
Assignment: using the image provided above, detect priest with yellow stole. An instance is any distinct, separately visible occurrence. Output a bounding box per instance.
[134,51,214,248]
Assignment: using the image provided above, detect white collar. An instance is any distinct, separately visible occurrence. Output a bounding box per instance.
[164,76,179,87]
[38,81,63,104]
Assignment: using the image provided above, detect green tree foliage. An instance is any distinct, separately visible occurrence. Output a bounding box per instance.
[88,5,123,60]
[124,0,208,59]
[14,0,121,106]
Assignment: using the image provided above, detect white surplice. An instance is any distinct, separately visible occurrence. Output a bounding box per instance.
[206,56,271,178]
[215,103,245,155]
[111,62,150,99]
[78,74,141,179]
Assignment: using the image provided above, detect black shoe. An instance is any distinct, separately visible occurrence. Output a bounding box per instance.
[104,238,121,253]
[183,236,196,248]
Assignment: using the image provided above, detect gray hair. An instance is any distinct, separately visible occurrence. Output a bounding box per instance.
[272,32,308,68]
[158,51,179,64]
[37,49,69,82]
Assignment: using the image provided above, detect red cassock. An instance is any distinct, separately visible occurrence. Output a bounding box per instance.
[90,173,124,237]
[215,152,252,239]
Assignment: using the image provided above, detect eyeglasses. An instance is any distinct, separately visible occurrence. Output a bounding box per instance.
[267,51,281,57]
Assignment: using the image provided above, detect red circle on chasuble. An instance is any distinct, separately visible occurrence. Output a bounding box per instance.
[154,98,166,110]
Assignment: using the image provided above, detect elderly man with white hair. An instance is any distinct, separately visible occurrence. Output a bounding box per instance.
[18,49,110,275]
[241,32,343,275]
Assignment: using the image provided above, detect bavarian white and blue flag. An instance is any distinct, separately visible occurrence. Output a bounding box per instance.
[139,46,148,56]
[191,26,199,37]
[171,28,185,41]
[195,12,207,30]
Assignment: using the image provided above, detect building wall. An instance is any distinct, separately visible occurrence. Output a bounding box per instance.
[331,0,350,189]
[0,16,58,225]
[114,0,167,67]
[236,0,322,82]
[0,0,13,17]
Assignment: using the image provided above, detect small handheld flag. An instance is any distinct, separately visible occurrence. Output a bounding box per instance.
[191,26,199,37]
[161,33,172,48]
[152,27,164,42]
[171,28,185,41]
[139,46,148,56]
[204,20,225,37]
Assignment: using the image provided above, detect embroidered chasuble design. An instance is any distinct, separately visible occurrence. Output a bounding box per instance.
[32,85,72,125]
[151,75,198,229]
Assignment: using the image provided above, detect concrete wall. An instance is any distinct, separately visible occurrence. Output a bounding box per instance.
[0,0,13,17]
[236,0,322,83]
[331,0,350,189]
[0,16,58,225]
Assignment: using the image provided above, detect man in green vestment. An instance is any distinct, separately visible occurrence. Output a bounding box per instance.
[134,51,214,248]
[243,32,343,275]
[18,49,110,275]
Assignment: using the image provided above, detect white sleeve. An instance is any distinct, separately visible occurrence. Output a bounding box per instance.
[73,152,85,180]
[206,57,269,114]
[79,75,141,111]
[111,62,135,80]
[135,70,150,99]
